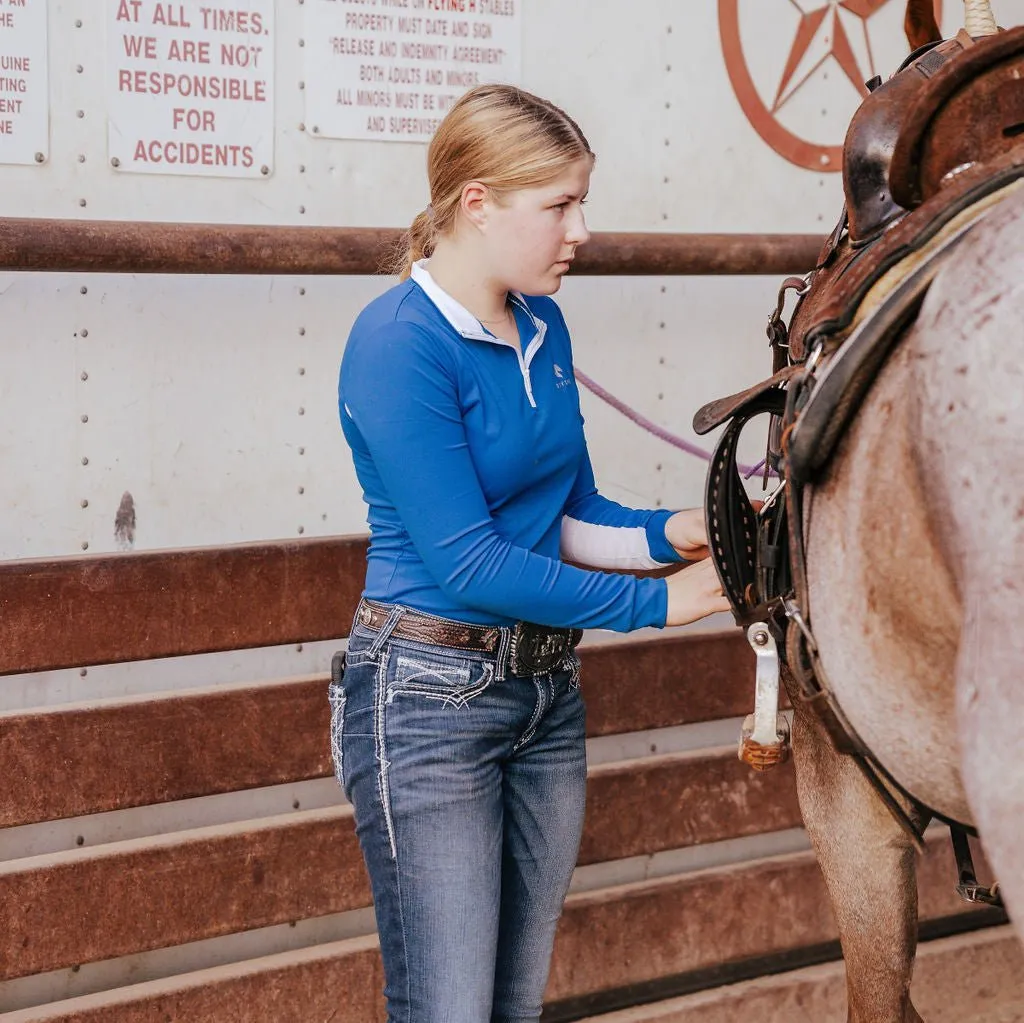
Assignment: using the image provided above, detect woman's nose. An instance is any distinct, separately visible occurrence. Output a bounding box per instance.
[566,208,590,245]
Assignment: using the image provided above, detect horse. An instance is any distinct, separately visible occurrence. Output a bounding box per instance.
[696,2,1024,1019]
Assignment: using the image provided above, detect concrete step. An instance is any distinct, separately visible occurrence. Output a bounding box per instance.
[577,925,1024,1023]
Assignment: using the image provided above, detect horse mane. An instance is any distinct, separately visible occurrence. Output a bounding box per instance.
[905,0,943,50]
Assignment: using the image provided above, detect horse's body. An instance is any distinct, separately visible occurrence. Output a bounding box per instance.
[791,159,1024,1023]
[694,6,1024,1017]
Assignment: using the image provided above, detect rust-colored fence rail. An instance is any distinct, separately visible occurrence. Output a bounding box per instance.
[0,217,824,276]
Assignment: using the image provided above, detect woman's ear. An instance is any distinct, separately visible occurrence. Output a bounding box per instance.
[460,181,490,231]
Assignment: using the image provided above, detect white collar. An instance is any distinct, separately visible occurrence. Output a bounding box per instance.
[410,260,545,346]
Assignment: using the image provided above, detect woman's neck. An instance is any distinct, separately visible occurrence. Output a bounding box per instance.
[424,241,509,326]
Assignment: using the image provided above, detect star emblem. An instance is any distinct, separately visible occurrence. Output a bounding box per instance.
[773,0,891,112]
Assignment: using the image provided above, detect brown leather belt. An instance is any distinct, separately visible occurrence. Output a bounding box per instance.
[355,599,582,677]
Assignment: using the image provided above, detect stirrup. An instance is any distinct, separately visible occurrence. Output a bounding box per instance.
[739,623,791,771]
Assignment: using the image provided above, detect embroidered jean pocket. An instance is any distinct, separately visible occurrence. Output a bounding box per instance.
[564,651,582,692]
[388,649,494,708]
[328,681,347,789]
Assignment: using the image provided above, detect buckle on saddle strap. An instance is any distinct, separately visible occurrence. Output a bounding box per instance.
[951,824,1003,907]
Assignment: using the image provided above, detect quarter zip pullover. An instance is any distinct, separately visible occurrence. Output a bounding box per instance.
[339,262,679,631]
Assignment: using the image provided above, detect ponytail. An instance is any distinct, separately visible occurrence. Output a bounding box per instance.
[388,207,435,280]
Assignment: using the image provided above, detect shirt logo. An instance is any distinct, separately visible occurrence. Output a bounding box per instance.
[553,363,572,390]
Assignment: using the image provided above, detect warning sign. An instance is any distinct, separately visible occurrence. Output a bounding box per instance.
[304,0,521,143]
[107,0,275,177]
[0,0,48,166]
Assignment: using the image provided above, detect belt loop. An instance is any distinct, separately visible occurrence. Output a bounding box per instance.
[367,603,404,659]
[494,626,513,682]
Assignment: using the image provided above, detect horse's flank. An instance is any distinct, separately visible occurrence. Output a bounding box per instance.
[806,183,1024,917]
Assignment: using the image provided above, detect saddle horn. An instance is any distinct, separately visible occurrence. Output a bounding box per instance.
[963,0,998,37]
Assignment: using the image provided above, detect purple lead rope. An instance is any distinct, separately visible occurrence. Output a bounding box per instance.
[573,368,773,480]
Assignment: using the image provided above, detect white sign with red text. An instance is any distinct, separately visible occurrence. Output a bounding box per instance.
[0,0,48,166]
[107,0,274,177]
[304,0,521,143]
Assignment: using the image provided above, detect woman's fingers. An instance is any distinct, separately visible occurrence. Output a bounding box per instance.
[664,557,729,626]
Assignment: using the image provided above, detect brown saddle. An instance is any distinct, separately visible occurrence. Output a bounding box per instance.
[695,26,1024,623]
[790,25,1024,363]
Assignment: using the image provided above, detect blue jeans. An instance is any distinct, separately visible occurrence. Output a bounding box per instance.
[329,602,587,1023]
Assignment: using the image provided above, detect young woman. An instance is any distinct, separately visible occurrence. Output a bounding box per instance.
[332,83,729,1023]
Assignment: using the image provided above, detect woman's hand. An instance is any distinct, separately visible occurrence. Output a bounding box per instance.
[664,558,730,626]
[663,508,711,561]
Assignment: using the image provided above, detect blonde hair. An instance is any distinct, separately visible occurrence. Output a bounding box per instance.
[390,84,594,279]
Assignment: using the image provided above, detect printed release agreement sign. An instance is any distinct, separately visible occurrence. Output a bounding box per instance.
[305,0,521,143]
[108,0,274,177]
[0,0,48,166]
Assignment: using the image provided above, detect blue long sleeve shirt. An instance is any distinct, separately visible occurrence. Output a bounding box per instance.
[338,261,680,632]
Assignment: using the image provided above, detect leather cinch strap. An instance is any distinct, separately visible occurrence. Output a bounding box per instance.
[705,389,788,625]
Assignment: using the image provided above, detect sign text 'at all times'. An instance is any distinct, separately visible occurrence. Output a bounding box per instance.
[111,0,273,176]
